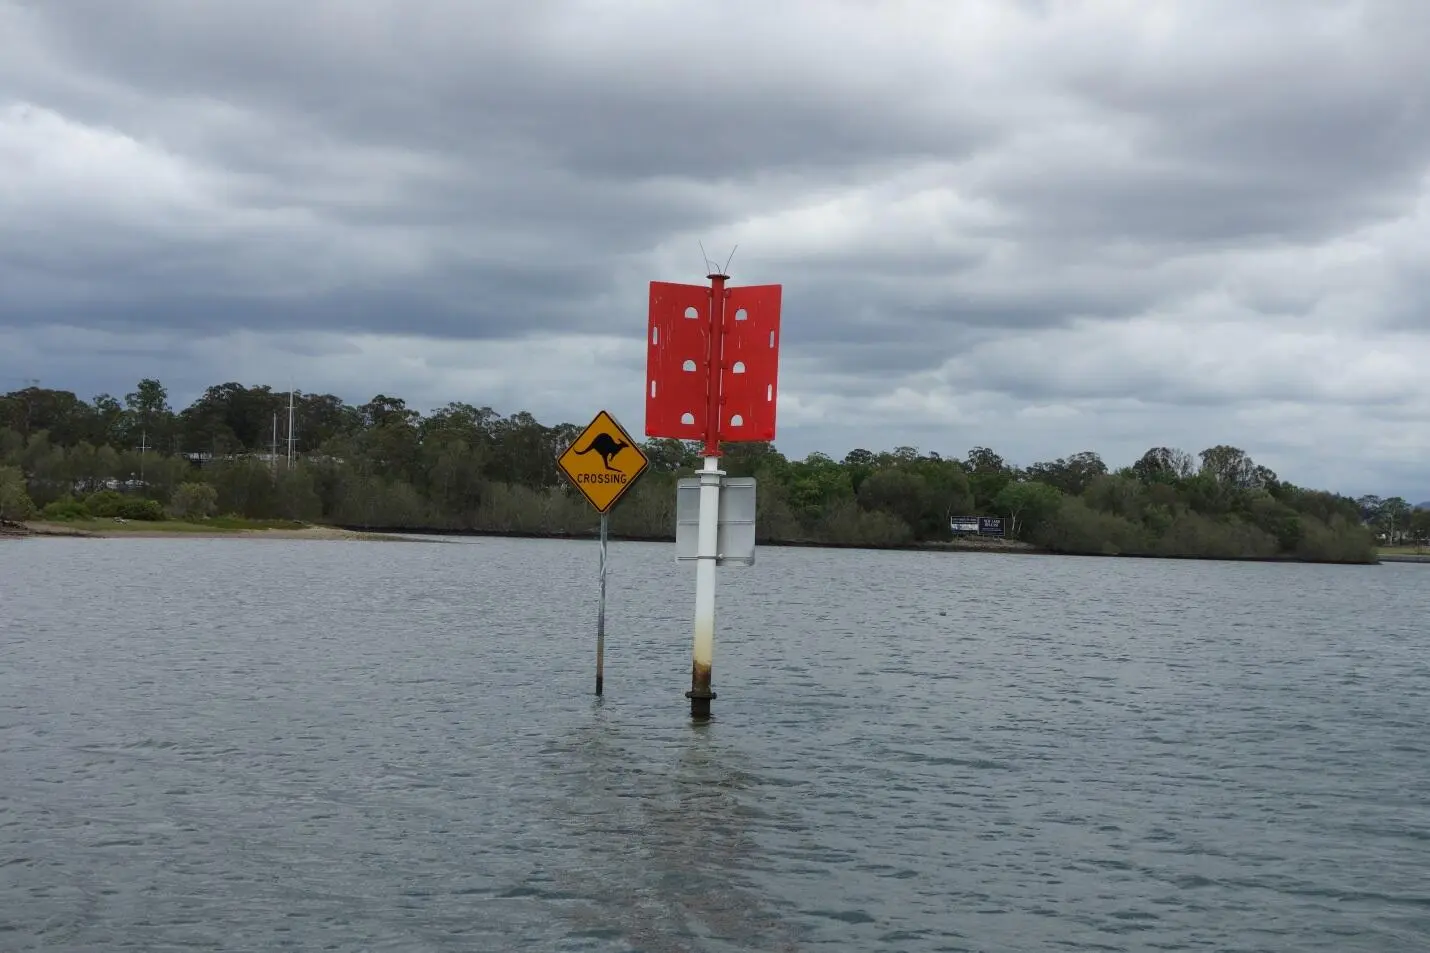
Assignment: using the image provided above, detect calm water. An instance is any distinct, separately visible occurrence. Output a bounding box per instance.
[2,536,1428,951]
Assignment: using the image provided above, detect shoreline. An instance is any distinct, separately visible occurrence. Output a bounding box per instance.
[329,524,1045,555]
[5,520,1385,566]
[327,525,1380,566]
[14,521,427,542]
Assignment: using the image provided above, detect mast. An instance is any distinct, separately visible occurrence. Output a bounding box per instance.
[287,387,296,468]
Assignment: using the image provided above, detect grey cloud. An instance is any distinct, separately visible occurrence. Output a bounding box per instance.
[31,1,997,181]
[4,1,1430,497]
[3,260,610,339]
[1030,8,1430,247]
[944,333,1423,412]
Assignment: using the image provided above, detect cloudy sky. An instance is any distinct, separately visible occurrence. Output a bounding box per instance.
[3,0,1430,498]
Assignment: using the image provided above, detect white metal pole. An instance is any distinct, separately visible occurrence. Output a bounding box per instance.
[596,512,609,696]
[688,453,723,718]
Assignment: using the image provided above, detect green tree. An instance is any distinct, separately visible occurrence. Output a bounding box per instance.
[274,465,324,522]
[1025,451,1108,496]
[965,446,1015,509]
[124,377,175,452]
[1198,445,1261,489]
[857,467,937,536]
[1132,446,1196,483]
[1379,496,1413,545]
[208,458,280,517]
[0,378,1383,563]
[1083,472,1145,521]
[0,465,37,521]
[1410,506,1430,547]
[784,452,854,524]
[994,480,1063,541]
[1038,497,1148,556]
[91,393,126,446]
[169,482,219,520]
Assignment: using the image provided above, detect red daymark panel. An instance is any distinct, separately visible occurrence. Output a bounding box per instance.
[646,281,711,440]
[718,284,782,442]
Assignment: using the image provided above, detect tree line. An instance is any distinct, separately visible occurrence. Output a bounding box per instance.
[0,379,1381,563]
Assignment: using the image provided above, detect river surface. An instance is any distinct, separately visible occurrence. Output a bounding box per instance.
[1,535,1428,951]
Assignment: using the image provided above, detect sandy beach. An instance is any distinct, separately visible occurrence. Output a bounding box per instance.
[13,521,427,542]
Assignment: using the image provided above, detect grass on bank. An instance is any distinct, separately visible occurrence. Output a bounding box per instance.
[30,489,322,534]
[1378,545,1430,556]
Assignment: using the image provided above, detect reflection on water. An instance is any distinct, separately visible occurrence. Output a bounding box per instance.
[540,709,803,951]
[1,536,1428,951]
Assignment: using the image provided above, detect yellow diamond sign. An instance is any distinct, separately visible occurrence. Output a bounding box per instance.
[557,410,650,513]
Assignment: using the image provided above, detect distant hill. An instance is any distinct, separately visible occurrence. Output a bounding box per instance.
[1417,501,1430,511]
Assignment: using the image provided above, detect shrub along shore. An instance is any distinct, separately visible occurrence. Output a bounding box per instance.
[0,379,1384,564]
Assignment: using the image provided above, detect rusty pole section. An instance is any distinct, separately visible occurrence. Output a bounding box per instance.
[686,272,728,720]
[595,511,608,696]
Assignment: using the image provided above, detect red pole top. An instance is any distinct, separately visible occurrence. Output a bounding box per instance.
[703,273,727,457]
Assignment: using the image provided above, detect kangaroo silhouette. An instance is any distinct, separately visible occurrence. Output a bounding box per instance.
[573,432,629,472]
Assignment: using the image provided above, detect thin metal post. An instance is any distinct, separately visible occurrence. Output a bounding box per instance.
[596,512,608,696]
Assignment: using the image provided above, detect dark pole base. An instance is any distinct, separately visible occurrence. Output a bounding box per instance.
[685,689,716,720]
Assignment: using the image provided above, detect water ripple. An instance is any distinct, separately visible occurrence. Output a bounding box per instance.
[1,538,1427,950]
